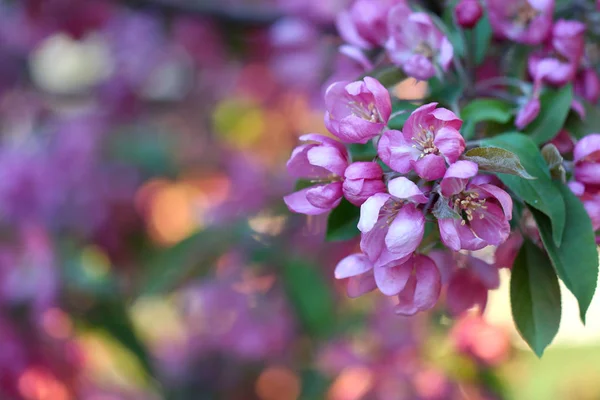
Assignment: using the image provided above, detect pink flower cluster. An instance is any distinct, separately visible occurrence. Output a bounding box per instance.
[336,1,454,80]
[285,77,513,315]
[569,134,600,232]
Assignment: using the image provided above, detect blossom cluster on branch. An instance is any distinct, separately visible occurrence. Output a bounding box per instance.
[285,0,600,356]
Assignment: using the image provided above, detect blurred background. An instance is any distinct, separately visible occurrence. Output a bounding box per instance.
[1,0,600,399]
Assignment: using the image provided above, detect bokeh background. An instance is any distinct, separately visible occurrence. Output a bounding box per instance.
[1,0,600,399]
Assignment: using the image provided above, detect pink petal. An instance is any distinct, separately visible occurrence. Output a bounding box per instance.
[468,256,500,289]
[475,183,513,220]
[364,76,392,121]
[434,127,465,163]
[336,11,372,49]
[358,192,390,232]
[385,204,425,257]
[347,270,377,298]
[574,133,600,162]
[306,182,343,209]
[470,203,510,246]
[413,154,446,180]
[307,145,348,177]
[395,255,441,315]
[335,253,373,279]
[344,162,382,180]
[438,219,462,251]
[387,177,428,203]
[374,262,411,296]
[284,188,332,215]
[440,160,478,197]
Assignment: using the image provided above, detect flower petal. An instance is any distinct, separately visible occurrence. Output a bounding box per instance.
[306,182,343,209]
[387,177,428,203]
[335,253,373,279]
[284,188,332,215]
[374,262,411,296]
[347,270,377,298]
[440,160,478,197]
[476,183,513,220]
[413,154,446,180]
[358,192,390,232]
[434,126,465,164]
[307,145,348,177]
[395,255,441,315]
[385,204,425,258]
[469,202,510,246]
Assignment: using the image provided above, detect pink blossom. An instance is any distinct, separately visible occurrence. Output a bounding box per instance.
[575,68,600,104]
[337,0,404,49]
[574,134,600,185]
[335,252,442,314]
[528,20,586,86]
[378,103,464,180]
[455,0,483,29]
[451,315,510,365]
[487,0,554,45]
[324,77,392,143]
[438,253,500,315]
[343,162,386,206]
[359,177,428,268]
[494,231,524,269]
[284,134,349,215]
[515,96,540,129]
[385,4,454,80]
[438,161,513,251]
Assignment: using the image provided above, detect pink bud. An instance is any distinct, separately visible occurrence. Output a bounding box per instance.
[342,162,386,206]
[455,0,483,29]
[515,97,540,129]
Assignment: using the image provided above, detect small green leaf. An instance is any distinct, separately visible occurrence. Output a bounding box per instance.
[470,14,492,65]
[484,132,565,246]
[511,240,561,357]
[432,196,461,220]
[387,102,419,130]
[349,141,377,161]
[529,183,599,323]
[283,260,335,338]
[524,85,573,145]
[461,98,513,125]
[326,199,360,241]
[464,146,534,179]
[540,144,566,181]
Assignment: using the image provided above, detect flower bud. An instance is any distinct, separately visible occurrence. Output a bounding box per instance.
[455,0,483,29]
[342,162,386,206]
[515,97,540,129]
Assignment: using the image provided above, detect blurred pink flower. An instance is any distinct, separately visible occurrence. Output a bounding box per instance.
[455,0,483,29]
[438,161,513,251]
[575,68,600,104]
[515,96,540,129]
[528,20,586,86]
[336,0,404,49]
[574,133,600,185]
[494,231,524,269]
[284,134,349,215]
[487,0,554,45]
[378,103,464,180]
[324,77,392,144]
[451,314,510,365]
[386,4,453,80]
[343,162,386,206]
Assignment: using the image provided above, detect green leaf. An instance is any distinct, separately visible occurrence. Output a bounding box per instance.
[511,240,562,357]
[349,141,377,161]
[427,78,463,109]
[461,98,513,125]
[464,146,534,179]
[565,100,600,140]
[326,198,360,241]
[470,15,492,65]
[432,196,461,219]
[529,183,599,323]
[484,132,565,246]
[283,260,335,337]
[524,85,573,145]
[387,102,419,130]
[141,222,247,294]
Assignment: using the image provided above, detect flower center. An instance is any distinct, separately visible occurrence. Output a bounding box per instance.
[412,125,439,157]
[512,1,539,26]
[453,191,487,225]
[415,41,434,59]
[381,199,403,226]
[349,101,381,123]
